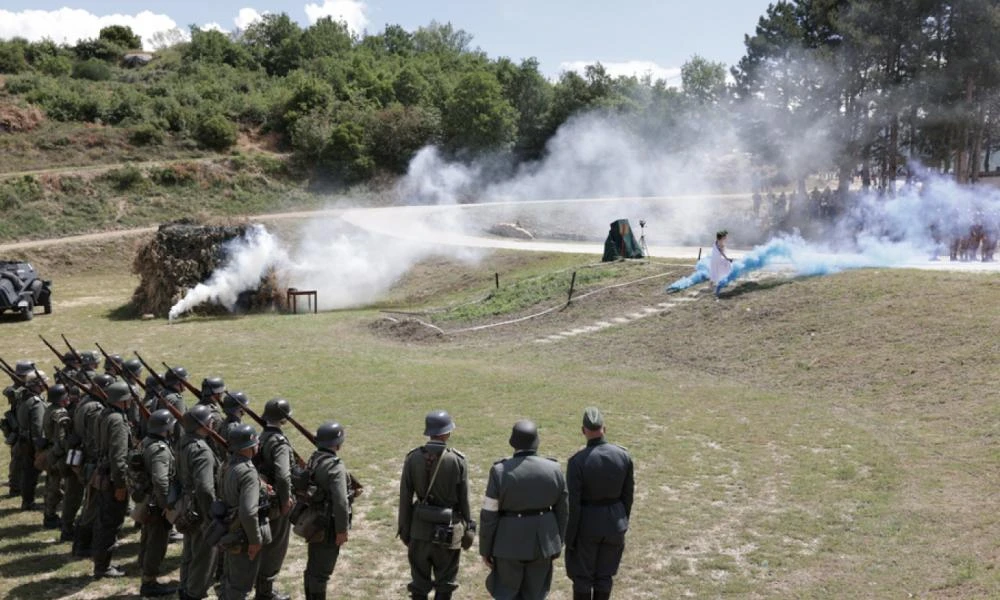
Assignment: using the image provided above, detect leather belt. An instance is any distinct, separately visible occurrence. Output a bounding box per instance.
[500,506,552,518]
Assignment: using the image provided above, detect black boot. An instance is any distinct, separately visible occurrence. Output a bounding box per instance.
[573,592,592,600]
[593,590,611,600]
[43,513,61,529]
[432,592,452,600]
[255,580,290,600]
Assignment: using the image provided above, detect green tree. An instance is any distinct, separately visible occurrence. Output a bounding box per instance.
[0,40,29,74]
[681,55,728,105]
[441,70,518,155]
[99,25,142,50]
[242,13,303,76]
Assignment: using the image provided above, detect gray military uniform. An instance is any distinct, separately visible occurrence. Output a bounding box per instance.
[565,437,634,598]
[256,426,293,599]
[42,402,71,520]
[178,432,219,599]
[398,440,471,599]
[93,406,131,575]
[66,395,101,548]
[303,448,351,600]
[480,450,569,600]
[138,433,174,581]
[15,391,45,507]
[220,453,268,600]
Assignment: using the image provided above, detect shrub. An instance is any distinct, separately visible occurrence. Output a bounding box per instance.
[129,124,165,146]
[36,54,73,77]
[0,41,29,74]
[104,165,146,190]
[194,114,238,151]
[72,59,112,81]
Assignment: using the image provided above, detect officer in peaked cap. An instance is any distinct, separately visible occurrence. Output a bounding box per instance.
[564,408,634,600]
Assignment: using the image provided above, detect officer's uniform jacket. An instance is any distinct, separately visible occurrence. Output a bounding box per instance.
[142,434,175,509]
[221,454,264,546]
[15,391,45,448]
[565,437,634,548]
[178,432,218,518]
[479,449,569,562]
[309,448,351,536]
[398,440,470,543]
[258,426,293,509]
[98,407,131,489]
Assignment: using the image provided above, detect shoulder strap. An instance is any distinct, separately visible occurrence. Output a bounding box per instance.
[419,449,445,503]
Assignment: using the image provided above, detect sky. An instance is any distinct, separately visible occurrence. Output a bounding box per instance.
[0,0,775,81]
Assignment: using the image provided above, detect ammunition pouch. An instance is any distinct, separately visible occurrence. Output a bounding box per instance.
[203,500,232,547]
[33,448,49,471]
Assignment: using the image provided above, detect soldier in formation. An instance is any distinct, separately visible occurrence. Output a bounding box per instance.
[303,421,353,600]
[255,398,296,600]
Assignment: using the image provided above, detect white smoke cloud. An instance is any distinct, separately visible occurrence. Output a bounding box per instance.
[169,225,291,320]
[303,0,369,35]
[0,8,177,50]
[559,60,681,83]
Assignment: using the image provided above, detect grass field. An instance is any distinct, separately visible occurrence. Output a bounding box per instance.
[0,237,998,599]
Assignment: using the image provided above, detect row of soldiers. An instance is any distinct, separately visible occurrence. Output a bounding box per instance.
[2,348,355,600]
[3,344,635,599]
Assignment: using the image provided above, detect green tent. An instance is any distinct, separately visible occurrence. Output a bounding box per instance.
[602,219,644,261]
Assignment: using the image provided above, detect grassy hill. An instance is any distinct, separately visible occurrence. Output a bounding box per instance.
[0,239,996,598]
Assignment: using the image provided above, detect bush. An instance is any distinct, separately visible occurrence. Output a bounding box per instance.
[150,164,195,186]
[104,165,146,190]
[36,54,73,77]
[72,59,112,81]
[129,124,165,146]
[194,114,238,151]
[0,41,29,74]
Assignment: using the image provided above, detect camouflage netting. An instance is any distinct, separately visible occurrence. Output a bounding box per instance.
[131,219,286,317]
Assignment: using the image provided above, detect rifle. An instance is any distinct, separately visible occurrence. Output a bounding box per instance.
[60,334,82,362]
[161,361,202,398]
[62,369,108,402]
[0,358,25,386]
[135,353,228,449]
[31,366,49,393]
[285,413,363,499]
[95,343,150,421]
[40,335,69,365]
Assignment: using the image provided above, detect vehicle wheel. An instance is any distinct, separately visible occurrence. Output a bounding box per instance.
[43,301,52,315]
[21,304,33,321]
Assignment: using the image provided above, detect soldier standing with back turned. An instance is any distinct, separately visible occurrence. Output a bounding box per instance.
[220,423,270,600]
[398,410,473,600]
[479,420,568,600]
[564,408,634,600]
[177,404,220,600]
[302,421,352,600]
[16,370,47,512]
[92,381,133,579]
[255,398,295,600]
[137,409,178,597]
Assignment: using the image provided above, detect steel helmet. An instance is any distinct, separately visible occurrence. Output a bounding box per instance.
[263,398,292,422]
[223,391,249,415]
[227,423,259,451]
[147,409,176,436]
[509,419,539,451]
[315,421,345,449]
[183,403,215,433]
[423,410,456,437]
